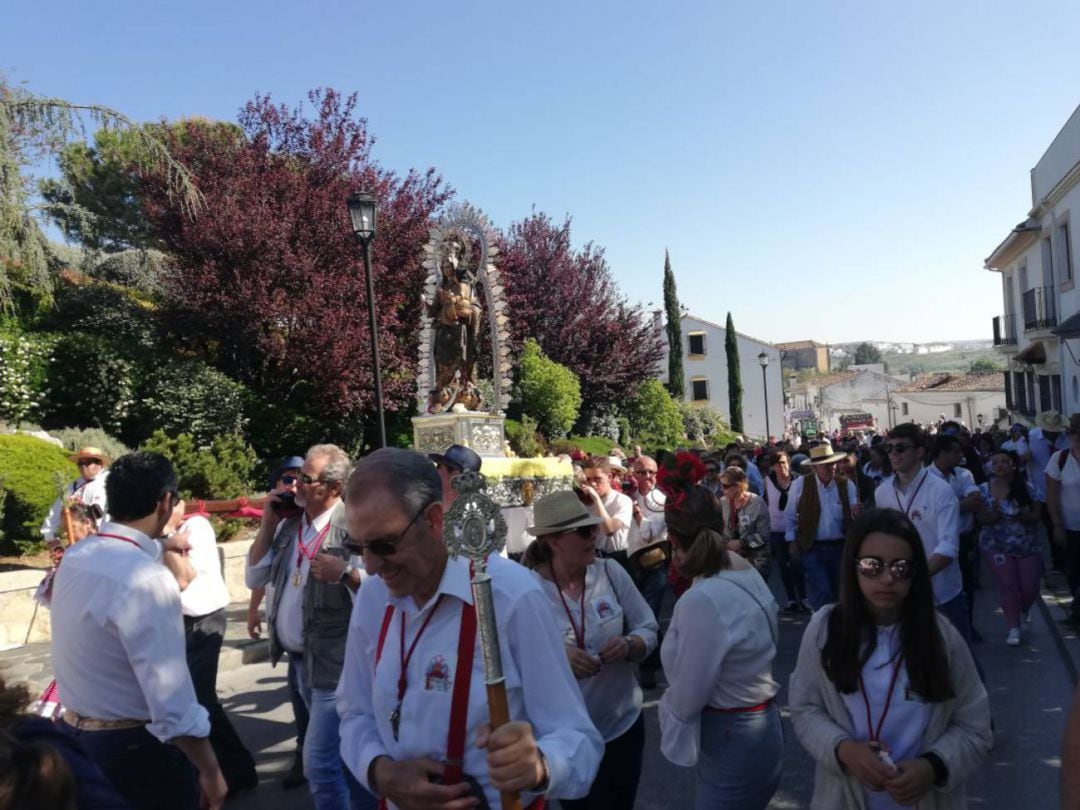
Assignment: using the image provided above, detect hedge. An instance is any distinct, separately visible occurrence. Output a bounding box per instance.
[0,433,77,551]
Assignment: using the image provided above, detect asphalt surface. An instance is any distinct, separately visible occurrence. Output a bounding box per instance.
[218,558,1074,809]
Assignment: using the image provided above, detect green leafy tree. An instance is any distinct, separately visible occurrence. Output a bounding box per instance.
[626,379,683,448]
[853,342,883,365]
[725,312,743,433]
[678,401,733,448]
[970,358,1002,372]
[663,250,684,398]
[140,430,256,499]
[0,433,76,551]
[518,338,582,438]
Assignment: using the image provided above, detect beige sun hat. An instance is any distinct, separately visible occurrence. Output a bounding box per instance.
[526,491,602,537]
[806,441,847,465]
[1036,410,1068,432]
[68,446,111,466]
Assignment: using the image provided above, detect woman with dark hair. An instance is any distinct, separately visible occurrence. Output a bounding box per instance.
[656,454,783,809]
[976,450,1042,646]
[789,508,991,809]
[862,445,891,502]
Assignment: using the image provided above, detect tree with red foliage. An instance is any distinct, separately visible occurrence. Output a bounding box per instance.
[137,89,451,434]
[497,212,663,419]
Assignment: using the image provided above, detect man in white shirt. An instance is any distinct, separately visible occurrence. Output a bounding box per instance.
[247,444,374,810]
[1047,415,1080,624]
[50,452,227,810]
[174,507,258,795]
[928,433,982,639]
[627,454,668,689]
[41,445,110,544]
[876,425,971,642]
[784,442,859,609]
[581,457,633,570]
[1030,411,1071,572]
[1002,424,1031,463]
[338,448,603,809]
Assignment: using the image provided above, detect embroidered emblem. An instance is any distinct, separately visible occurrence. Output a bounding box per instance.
[910,509,923,521]
[595,599,614,620]
[425,655,451,691]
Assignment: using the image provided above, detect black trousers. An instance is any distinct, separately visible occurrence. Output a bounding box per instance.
[185,608,257,789]
[560,713,645,810]
[958,530,977,624]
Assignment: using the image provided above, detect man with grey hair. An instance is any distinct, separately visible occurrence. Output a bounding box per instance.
[247,444,375,810]
[337,448,602,809]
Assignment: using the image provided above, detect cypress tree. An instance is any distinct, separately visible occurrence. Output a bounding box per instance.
[663,250,684,398]
[725,311,743,433]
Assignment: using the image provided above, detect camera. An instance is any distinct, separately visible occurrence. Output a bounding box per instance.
[271,492,300,513]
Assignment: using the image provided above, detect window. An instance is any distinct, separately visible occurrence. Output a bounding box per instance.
[1059,220,1074,282]
[1042,236,1055,286]
[953,403,963,418]
[1013,371,1027,413]
[901,402,909,416]
[687,332,706,357]
[1052,374,1063,411]
[1005,371,1014,410]
[1039,375,1053,413]
[691,378,709,402]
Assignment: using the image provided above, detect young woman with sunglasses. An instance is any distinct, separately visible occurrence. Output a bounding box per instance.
[523,491,658,810]
[975,450,1041,646]
[718,466,771,576]
[790,508,991,810]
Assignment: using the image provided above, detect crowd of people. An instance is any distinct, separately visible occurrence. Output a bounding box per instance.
[4,408,1080,809]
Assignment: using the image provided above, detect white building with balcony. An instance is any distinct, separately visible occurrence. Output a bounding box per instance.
[985,104,1080,422]
[657,314,783,440]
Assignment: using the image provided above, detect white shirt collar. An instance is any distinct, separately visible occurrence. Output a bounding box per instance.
[389,553,476,616]
[302,501,338,533]
[93,521,160,559]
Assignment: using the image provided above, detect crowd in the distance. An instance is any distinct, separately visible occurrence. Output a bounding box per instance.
[5,407,1080,809]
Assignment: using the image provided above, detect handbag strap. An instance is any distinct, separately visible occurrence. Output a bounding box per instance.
[718,574,777,646]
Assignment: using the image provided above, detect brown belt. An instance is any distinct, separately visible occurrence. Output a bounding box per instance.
[62,710,147,731]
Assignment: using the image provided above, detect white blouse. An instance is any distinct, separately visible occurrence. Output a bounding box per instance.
[658,555,779,766]
[534,559,658,741]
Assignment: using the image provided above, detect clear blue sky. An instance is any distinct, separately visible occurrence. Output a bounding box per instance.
[5,1,1080,344]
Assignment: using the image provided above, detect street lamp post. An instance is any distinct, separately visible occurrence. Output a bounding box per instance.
[758,351,770,441]
[346,191,386,449]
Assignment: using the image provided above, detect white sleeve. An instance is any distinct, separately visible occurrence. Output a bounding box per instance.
[1047,452,1065,481]
[658,589,729,766]
[40,495,63,541]
[783,478,802,542]
[606,560,658,656]
[932,486,960,561]
[245,523,283,589]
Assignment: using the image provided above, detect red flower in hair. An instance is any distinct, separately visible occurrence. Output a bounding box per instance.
[656,451,708,511]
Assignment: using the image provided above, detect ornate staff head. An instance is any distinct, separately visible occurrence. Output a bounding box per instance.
[441,471,507,562]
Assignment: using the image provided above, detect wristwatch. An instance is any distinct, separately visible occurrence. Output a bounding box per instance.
[339,562,356,583]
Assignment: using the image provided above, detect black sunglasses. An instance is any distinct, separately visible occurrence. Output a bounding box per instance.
[344,499,434,558]
[855,556,916,581]
[884,443,914,455]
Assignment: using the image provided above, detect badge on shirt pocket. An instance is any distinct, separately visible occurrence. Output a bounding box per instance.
[424,655,452,692]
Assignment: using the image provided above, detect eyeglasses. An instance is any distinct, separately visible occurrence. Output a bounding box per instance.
[344,500,434,557]
[560,526,596,540]
[632,469,657,477]
[855,556,916,581]
[884,443,914,455]
[299,473,326,485]
[278,474,298,486]
[76,460,101,467]
[720,482,736,489]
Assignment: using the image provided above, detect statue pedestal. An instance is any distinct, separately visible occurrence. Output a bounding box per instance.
[412,412,507,458]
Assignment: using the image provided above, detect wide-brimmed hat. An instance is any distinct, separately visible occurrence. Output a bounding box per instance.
[428,444,482,474]
[526,491,602,537]
[68,446,110,466]
[1037,411,1068,432]
[607,455,627,472]
[806,441,846,465]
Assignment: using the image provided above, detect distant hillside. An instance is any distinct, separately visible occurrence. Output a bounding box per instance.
[830,341,1002,376]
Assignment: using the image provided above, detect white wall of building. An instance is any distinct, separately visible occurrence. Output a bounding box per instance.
[891,390,1006,429]
[819,371,895,432]
[660,315,784,440]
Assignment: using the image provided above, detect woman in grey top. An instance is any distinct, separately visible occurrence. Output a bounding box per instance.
[718,467,772,576]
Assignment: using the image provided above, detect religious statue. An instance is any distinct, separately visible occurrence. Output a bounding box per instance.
[427,233,481,411]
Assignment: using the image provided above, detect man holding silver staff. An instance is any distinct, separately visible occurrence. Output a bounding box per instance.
[338,447,602,809]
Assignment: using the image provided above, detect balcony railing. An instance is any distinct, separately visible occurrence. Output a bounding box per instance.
[993,314,1018,345]
[1022,286,1058,331]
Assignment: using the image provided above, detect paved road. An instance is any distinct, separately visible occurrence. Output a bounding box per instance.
[221,560,1072,809]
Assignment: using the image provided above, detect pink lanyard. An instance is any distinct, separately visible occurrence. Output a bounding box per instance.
[95,532,143,551]
[296,520,332,568]
[552,573,586,650]
[859,658,903,742]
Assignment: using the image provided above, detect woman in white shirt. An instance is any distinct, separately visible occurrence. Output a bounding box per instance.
[789,508,992,809]
[524,490,659,810]
[656,453,783,809]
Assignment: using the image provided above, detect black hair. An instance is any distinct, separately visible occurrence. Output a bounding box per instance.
[989,449,1033,508]
[104,452,178,522]
[821,508,954,702]
[930,433,962,460]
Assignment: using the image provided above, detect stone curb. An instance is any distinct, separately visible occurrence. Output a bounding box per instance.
[1037,569,1080,686]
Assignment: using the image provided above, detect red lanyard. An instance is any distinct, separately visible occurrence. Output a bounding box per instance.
[296,519,332,568]
[893,469,928,517]
[858,658,904,742]
[552,572,586,650]
[389,595,446,739]
[95,532,143,551]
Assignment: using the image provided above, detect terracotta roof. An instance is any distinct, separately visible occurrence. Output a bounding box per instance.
[803,371,859,389]
[776,340,827,350]
[893,372,1005,394]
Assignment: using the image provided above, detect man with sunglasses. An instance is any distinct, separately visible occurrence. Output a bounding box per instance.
[247,444,375,810]
[41,445,111,545]
[338,448,603,809]
[627,454,668,689]
[50,452,227,810]
[874,424,970,641]
[428,443,482,507]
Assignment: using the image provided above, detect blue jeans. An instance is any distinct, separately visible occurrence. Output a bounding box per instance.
[66,724,196,810]
[695,702,783,810]
[936,591,986,683]
[288,652,310,750]
[802,541,845,610]
[769,532,805,604]
[295,664,378,810]
[634,564,669,676]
